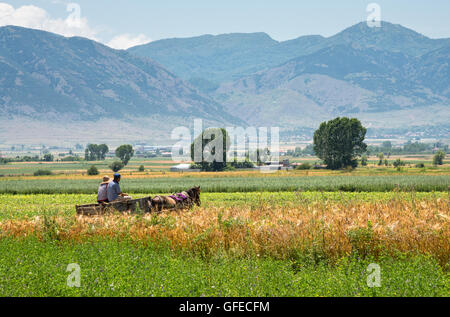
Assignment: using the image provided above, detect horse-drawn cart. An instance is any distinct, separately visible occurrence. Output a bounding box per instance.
[75,187,201,216]
[76,197,152,216]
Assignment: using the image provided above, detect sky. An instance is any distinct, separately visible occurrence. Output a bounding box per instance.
[0,0,449,49]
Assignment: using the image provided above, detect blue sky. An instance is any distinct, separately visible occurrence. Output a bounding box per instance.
[1,0,449,48]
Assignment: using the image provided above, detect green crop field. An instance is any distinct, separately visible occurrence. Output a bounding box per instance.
[0,166,449,297]
[0,175,449,194]
[0,237,447,297]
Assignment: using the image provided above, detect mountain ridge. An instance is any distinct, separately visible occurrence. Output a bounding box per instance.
[0,25,242,125]
[129,21,450,85]
[0,22,449,144]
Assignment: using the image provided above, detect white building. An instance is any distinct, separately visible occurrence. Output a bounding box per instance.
[170,164,194,172]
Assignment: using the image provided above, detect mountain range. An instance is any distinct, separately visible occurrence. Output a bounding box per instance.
[131,22,450,134]
[1,21,449,145]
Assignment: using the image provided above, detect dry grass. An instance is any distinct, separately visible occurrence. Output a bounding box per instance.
[1,198,448,266]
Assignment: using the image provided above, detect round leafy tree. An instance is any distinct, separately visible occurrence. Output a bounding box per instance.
[313,117,367,170]
[190,128,231,171]
[115,144,134,165]
[433,150,446,166]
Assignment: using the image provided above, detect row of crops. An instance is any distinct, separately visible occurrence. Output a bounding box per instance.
[0,175,449,194]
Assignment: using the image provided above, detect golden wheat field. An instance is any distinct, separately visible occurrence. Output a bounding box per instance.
[2,197,448,266]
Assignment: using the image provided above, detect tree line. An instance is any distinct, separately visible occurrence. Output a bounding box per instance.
[191,117,447,171]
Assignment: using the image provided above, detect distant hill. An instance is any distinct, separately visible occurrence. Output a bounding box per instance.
[129,21,450,86]
[0,25,240,124]
[0,22,449,145]
[129,22,450,135]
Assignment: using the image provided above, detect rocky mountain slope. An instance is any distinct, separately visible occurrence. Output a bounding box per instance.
[0,25,239,124]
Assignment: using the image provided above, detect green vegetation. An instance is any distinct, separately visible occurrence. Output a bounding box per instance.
[87,165,99,176]
[33,169,53,177]
[0,237,447,297]
[109,161,124,173]
[0,192,447,221]
[434,150,446,166]
[0,154,448,297]
[313,117,367,169]
[191,128,230,171]
[115,144,134,165]
[295,163,312,170]
[360,155,368,166]
[393,159,406,168]
[377,152,385,166]
[0,175,448,194]
[85,144,109,161]
[286,144,315,157]
[61,156,81,162]
[368,141,448,156]
[43,154,54,162]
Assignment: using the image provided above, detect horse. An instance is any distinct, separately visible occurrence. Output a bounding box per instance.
[151,186,201,212]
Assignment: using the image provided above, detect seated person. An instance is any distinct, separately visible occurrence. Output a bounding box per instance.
[97,175,110,203]
[107,173,129,202]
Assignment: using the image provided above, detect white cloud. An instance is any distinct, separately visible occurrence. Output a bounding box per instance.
[107,33,152,50]
[0,3,151,50]
[0,2,98,40]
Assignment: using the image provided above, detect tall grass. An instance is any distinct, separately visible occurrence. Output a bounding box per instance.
[1,197,448,267]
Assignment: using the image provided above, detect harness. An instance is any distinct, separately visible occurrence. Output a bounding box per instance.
[169,192,189,202]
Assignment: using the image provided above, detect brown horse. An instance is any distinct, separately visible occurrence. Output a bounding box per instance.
[151,186,201,212]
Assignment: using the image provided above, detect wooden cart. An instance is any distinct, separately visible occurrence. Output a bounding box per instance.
[76,197,152,216]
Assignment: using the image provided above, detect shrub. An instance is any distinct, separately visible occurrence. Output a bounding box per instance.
[42,154,54,162]
[138,165,145,172]
[230,159,255,169]
[87,165,99,176]
[393,159,406,168]
[346,221,375,259]
[109,161,124,172]
[33,170,53,176]
[415,163,425,168]
[223,165,236,171]
[296,163,312,170]
[433,150,445,166]
[377,153,384,166]
[360,155,368,166]
[61,156,81,162]
[0,157,11,165]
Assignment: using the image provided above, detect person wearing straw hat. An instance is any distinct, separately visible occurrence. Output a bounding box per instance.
[97,175,110,204]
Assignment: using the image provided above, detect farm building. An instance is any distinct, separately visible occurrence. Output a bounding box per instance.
[170,164,193,172]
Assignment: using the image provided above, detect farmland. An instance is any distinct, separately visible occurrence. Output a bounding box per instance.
[0,238,447,297]
[0,159,449,297]
[0,174,449,194]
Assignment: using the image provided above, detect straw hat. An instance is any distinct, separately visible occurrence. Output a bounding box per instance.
[101,176,110,184]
